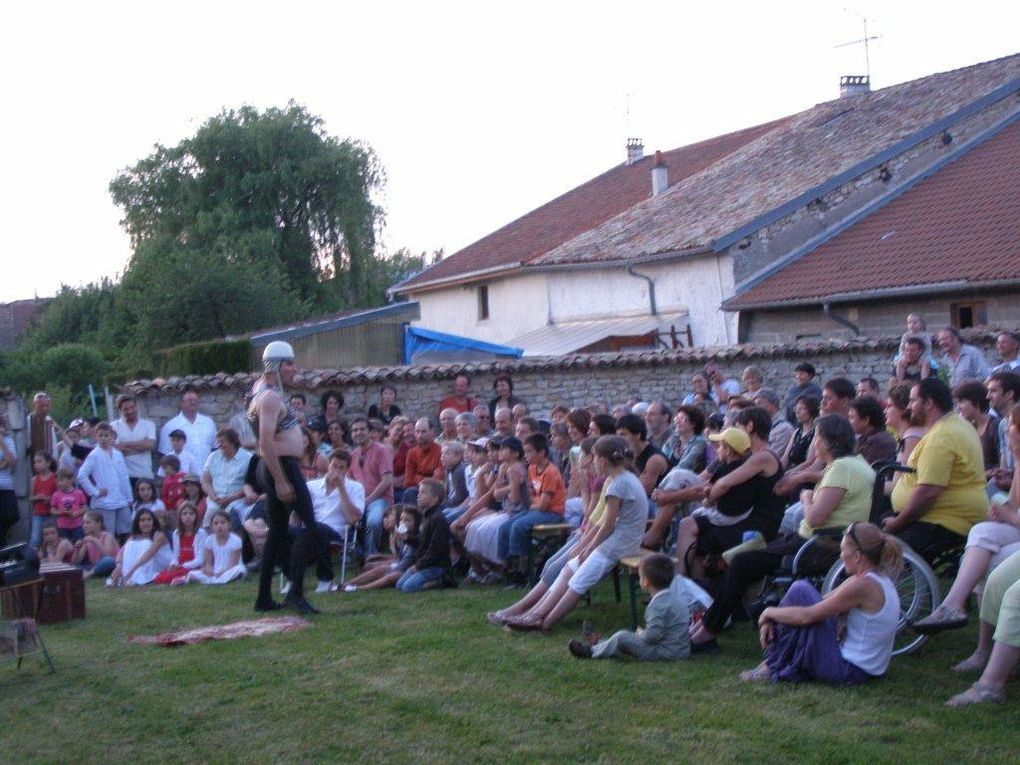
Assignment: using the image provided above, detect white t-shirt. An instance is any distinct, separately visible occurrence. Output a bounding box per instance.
[202,532,242,575]
[112,417,156,479]
[308,476,366,535]
[158,412,218,468]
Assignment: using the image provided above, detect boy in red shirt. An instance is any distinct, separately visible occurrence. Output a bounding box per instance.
[160,454,187,512]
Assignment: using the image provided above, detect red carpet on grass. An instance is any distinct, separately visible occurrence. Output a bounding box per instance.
[128,616,311,647]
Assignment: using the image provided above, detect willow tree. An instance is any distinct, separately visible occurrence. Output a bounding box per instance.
[108,102,384,356]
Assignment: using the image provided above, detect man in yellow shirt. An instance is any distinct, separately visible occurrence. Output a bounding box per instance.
[887,378,987,562]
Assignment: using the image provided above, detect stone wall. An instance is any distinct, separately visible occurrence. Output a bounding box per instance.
[127,330,1008,432]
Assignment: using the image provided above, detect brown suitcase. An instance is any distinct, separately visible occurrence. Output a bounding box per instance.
[38,564,86,624]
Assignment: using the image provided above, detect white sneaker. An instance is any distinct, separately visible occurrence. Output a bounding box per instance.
[280,580,292,595]
[104,578,115,588]
[315,580,332,593]
[343,584,357,593]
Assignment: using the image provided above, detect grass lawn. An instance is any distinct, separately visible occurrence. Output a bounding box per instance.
[2,576,1014,765]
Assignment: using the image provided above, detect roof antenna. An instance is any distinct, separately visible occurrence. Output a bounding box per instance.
[835,9,881,82]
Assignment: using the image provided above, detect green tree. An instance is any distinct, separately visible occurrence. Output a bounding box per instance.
[109,102,384,311]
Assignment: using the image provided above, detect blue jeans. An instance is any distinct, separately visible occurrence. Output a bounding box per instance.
[507,510,565,557]
[82,556,116,578]
[30,515,49,547]
[443,506,468,524]
[396,565,446,593]
[362,498,390,556]
[59,526,85,542]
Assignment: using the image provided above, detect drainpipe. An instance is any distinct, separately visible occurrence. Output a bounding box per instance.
[823,302,860,336]
[626,263,657,316]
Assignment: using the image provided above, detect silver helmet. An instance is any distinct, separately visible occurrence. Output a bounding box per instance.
[262,341,295,373]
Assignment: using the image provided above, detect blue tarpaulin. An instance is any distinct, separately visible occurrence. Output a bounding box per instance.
[402,326,523,365]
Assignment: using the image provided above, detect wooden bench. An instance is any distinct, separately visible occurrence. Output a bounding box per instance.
[527,523,571,585]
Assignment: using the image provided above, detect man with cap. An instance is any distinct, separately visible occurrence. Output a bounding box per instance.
[248,341,326,614]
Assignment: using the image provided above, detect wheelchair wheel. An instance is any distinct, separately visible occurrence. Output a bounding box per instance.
[821,545,941,657]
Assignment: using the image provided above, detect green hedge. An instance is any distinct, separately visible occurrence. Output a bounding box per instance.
[153,339,254,377]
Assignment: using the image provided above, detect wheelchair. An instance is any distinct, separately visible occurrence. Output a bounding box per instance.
[727,461,945,657]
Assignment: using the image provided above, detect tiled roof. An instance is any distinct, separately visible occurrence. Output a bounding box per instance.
[395,118,789,292]
[533,54,1020,267]
[120,329,1008,394]
[725,115,1020,309]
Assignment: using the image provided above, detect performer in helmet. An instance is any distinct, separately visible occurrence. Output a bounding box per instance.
[249,341,327,614]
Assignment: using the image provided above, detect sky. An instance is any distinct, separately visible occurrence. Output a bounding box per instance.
[1,0,1018,303]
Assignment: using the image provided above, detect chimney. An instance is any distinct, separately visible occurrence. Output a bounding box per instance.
[626,137,644,165]
[839,75,871,98]
[651,150,668,196]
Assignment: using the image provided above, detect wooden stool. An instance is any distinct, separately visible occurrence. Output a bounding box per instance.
[615,550,656,630]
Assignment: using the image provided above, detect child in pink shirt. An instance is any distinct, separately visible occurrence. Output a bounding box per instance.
[51,467,88,541]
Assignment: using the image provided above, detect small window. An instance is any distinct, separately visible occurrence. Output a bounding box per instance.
[951,302,987,329]
[477,285,490,321]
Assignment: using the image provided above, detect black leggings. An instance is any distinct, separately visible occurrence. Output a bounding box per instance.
[256,457,326,602]
[701,532,839,635]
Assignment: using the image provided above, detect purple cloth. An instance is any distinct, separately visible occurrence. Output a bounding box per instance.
[765,580,871,686]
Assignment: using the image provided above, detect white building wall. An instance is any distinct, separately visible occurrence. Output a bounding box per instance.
[413,273,550,344]
[413,255,738,349]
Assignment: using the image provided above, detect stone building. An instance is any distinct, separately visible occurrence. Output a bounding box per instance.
[391,54,1020,350]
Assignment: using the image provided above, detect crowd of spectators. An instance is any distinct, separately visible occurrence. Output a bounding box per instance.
[4,321,1020,705]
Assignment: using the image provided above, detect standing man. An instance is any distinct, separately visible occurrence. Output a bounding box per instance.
[248,341,325,615]
[438,374,478,415]
[991,331,1020,374]
[938,326,990,388]
[111,394,156,490]
[349,416,393,556]
[158,387,218,469]
[436,408,460,445]
[27,392,59,459]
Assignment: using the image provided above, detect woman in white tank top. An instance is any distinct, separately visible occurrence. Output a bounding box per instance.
[740,521,902,685]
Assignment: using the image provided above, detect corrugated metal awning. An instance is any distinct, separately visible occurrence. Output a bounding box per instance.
[508,312,688,357]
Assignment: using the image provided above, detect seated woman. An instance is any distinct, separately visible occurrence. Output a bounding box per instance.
[675,408,785,578]
[780,394,819,470]
[367,385,401,426]
[300,427,329,480]
[690,415,876,651]
[740,522,902,685]
[342,506,420,592]
[883,383,927,492]
[643,407,711,550]
[946,547,1020,706]
[108,508,173,587]
[504,435,647,632]
[914,404,1020,644]
[71,511,120,579]
[489,437,608,625]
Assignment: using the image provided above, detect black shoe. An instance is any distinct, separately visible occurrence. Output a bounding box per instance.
[254,599,284,613]
[690,638,720,655]
[283,596,322,615]
[569,639,593,659]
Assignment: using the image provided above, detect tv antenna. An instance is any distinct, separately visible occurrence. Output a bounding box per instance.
[835,10,880,81]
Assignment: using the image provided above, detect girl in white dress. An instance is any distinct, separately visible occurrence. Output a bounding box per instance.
[108,509,173,587]
[179,511,246,585]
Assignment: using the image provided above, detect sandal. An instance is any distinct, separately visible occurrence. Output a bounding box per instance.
[912,605,968,635]
[946,682,1005,707]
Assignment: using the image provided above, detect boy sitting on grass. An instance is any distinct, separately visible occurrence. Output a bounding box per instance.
[568,553,690,661]
[396,478,452,593]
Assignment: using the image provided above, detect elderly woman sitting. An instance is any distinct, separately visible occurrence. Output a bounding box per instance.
[690,415,876,652]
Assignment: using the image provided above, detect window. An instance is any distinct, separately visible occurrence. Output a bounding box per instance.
[477,285,490,321]
[951,301,987,329]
